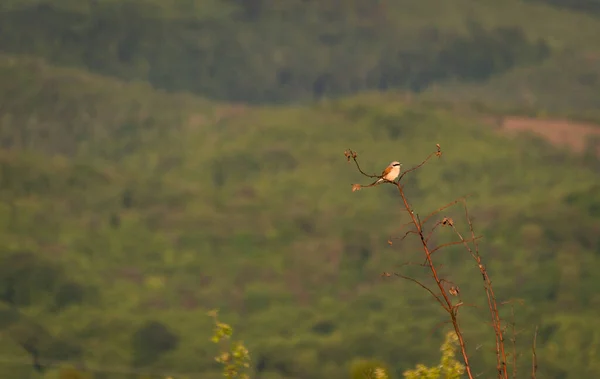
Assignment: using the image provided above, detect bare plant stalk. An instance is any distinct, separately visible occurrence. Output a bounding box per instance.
[345,146,475,379]
[510,304,517,379]
[395,178,476,379]
[345,145,528,379]
[532,326,538,379]
[451,203,509,379]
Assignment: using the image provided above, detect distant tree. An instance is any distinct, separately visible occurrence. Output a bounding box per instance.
[524,0,600,14]
[132,320,180,367]
[53,282,86,311]
[0,251,62,307]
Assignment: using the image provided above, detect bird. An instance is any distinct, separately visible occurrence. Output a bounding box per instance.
[375,161,402,184]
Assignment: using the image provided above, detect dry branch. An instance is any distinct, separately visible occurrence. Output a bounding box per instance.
[532,326,538,379]
[345,144,530,379]
[453,202,509,379]
[346,145,476,379]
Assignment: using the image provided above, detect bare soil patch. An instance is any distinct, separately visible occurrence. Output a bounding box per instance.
[484,116,600,155]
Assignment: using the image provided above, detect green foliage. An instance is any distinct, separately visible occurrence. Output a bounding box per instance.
[1,0,598,107]
[209,310,251,379]
[421,48,600,116]
[437,21,549,82]
[403,332,465,379]
[525,0,600,14]
[0,41,599,378]
[0,251,62,307]
[349,358,390,379]
[0,53,197,159]
[132,320,180,367]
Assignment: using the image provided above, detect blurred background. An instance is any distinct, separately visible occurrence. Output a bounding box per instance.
[0,0,599,378]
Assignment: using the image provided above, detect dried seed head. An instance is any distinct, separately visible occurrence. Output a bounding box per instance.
[344,149,358,162]
[351,183,362,192]
[441,217,454,227]
[449,286,460,296]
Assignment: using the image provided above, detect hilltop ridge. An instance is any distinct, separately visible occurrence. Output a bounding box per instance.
[1,0,600,109]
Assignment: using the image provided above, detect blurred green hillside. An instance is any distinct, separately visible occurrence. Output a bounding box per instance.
[0,51,600,379]
[1,0,600,111]
[1,1,600,379]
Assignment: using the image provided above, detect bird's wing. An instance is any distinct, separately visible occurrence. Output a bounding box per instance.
[381,166,393,176]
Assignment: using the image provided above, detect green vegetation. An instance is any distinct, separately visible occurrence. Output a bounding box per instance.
[1,0,600,111]
[403,332,465,379]
[349,358,390,379]
[1,1,600,378]
[0,52,599,378]
[525,0,600,14]
[209,310,251,379]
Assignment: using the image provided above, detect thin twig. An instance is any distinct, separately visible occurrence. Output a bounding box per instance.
[420,195,473,227]
[532,326,538,379]
[510,305,517,379]
[399,230,420,242]
[396,145,441,183]
[430,236,484,255]
[501,299,525,379]
[450,201,508,379]
[344,149,380,179]
[393,273,447,310]
[391,221,416,237]
[394,261,431,269]
[429,320,452,337]
[424,220,443,244]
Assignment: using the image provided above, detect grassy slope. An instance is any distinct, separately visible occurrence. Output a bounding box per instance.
[0,53,600,378]
[422,50,600,116]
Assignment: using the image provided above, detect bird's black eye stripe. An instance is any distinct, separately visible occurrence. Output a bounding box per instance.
[393,163,401,166]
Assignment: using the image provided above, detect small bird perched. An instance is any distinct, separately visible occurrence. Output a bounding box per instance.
[375,161,402,184]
